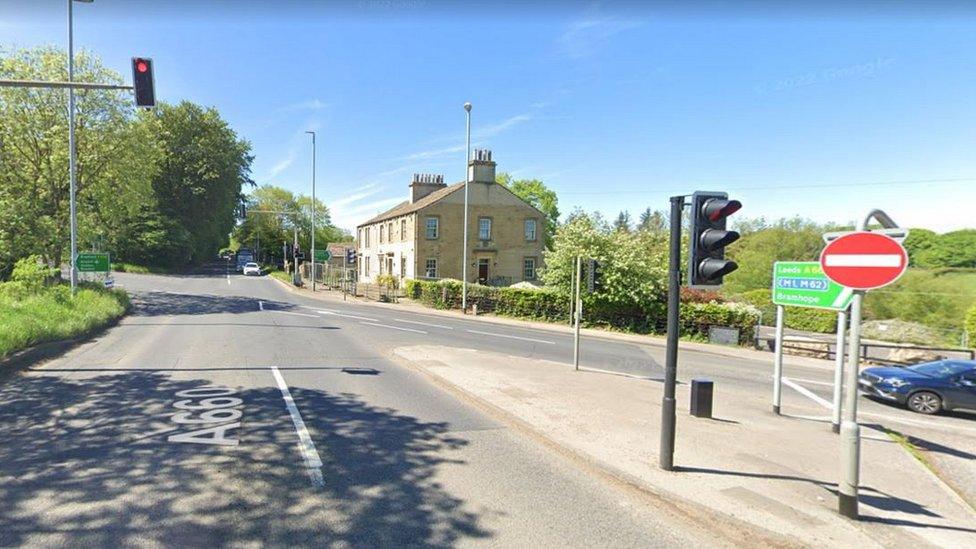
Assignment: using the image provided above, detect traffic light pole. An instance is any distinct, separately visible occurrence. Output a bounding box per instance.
[660,195,684,471]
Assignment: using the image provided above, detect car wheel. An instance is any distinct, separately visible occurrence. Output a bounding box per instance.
[907,391,942,415]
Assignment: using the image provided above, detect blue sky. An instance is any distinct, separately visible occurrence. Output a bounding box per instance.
[3,1,975,232]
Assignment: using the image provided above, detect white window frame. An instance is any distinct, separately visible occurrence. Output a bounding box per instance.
[426,216,439,239]
[525,219,537,242]
[478,217,491,240]
[425,258,437,278]
[401,219,407,242]
[523,257,536,280]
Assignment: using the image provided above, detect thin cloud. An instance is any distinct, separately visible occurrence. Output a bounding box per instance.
[557,9,641,60]
[263,150,297,181]
[330,183,382,209]
[331,196,405,230]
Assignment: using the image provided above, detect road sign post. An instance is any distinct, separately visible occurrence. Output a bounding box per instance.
[771,261,853,420]
[819,214,909,520]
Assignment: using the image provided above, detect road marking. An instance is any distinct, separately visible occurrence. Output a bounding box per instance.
[258,300,264,311]
[270,366,325,488]
[465,329,556,345]
[823,254,902,267]
[360,321,427,334]
[314,310,378,322]
[787,377,834,387]
[782,377,833,409]
[395,318,454,330]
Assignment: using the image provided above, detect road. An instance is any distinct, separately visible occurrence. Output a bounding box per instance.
[2,264,973,547]
[0,264,715,547]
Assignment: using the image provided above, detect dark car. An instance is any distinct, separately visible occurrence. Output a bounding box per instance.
[859,360,976,415]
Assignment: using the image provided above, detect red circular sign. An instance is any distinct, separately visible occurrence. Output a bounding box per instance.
[819,232,908,290]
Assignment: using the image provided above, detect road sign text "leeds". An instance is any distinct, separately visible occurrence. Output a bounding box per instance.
[772,261,852,310]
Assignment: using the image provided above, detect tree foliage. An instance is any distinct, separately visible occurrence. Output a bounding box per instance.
[496,173,560,249]
[723,217,833,295]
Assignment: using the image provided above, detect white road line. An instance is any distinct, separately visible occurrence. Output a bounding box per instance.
[465,329,556,345]
[270,366,325,488]
[360,321,427,334]
[269,310,318,318]
[782,377,833,409]
[314,310,378,322]
[258,300,264,311]
[823,254,902,267]
[394,318,454,330]
[787,377,834,387]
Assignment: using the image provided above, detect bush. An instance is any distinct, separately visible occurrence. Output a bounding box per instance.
[861,319,944,346]
[680,301,760,344]
[733,288,836,333]
[10,255,57,292]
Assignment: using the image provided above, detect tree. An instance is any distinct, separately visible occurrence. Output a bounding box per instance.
[0,46,157,276]
[638,208,667,233]
[148,102,254,264]
[724,217,833,295]
[496,173,560,249]
[613,211,632,233]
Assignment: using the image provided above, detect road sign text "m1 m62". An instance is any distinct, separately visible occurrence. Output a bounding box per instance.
[772,261,852,310]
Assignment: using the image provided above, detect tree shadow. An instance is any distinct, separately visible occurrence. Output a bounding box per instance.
[0,371,491,547]
[129,292,298,317]
[862,422,976,461]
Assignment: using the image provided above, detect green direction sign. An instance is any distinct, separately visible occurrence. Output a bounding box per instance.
[772,261,852,311]
[314,249,331,262]
[77,252,110,273]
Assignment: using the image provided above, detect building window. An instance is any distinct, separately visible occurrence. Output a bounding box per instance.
[401,219,407,241]
[523,257,536,280]
[479,217,491,240]
[425,258,437,278]
[525,219,537,241]
[379,224,385,244]
[426,217,439,239]
[388,222,393,242]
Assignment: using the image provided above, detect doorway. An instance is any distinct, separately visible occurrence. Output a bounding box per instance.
[478,258,489,285]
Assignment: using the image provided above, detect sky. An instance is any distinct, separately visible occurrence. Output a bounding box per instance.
[3,1,975,233]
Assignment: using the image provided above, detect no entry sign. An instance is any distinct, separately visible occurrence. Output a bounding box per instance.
[819,232,907,290]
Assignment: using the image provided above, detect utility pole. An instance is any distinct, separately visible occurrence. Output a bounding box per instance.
[306,131,317,292]
[461,102,472,312]
[67,0,93,293]
[660,195,684,471]
[573,256,582,371]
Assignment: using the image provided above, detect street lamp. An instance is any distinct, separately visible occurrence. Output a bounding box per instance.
[461,102,472,312]
[305,130,316,292]
[68,0,94,294]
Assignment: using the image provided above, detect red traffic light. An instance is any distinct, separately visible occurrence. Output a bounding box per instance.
[136,60,149,73]
[702,198,742,222]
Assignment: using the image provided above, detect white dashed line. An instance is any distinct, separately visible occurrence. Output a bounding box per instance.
[258,300,264,311]
[269,310,318,318]
[465,329,555,345]
[271,366,325,488]
[314,310,378,322]
[360,322,427,334]
[394,318,454,330]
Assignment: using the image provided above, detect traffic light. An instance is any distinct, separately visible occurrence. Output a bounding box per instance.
[131,57,155,108]
[688,191,741,287]
[587,259,604,293]
[346,248,357,264]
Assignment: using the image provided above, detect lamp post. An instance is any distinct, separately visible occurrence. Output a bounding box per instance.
[67,0,93,293]
[305,130,316,292]
[461,102,472,312]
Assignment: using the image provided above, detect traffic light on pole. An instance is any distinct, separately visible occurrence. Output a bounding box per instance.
[131,57,155,108]
[688,191,741,287]
[587,259,604,293]
[346,248,357,264]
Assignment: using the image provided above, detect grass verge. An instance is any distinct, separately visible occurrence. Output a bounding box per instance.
[0,282,130,360]
[269,270,294,285]
[111,263,173,274]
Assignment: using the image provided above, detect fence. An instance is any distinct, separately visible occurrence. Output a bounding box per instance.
[764,336,975,365]
[300,262,405,302]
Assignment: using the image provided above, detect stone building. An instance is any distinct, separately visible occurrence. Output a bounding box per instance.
[355,150,546,285]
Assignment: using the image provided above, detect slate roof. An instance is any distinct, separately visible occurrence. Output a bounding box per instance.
[357,182,464,227]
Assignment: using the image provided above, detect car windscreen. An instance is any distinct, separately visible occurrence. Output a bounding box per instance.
[907,361,974,378]
[245,263,258,267]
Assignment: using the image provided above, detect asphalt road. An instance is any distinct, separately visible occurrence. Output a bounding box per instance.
[0,264,719,548]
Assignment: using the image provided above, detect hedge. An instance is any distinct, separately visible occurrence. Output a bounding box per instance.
[735,288,837,333]
[403,278,759,344]
[966,304,976,347]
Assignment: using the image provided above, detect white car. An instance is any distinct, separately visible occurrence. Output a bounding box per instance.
[242,262,261,276]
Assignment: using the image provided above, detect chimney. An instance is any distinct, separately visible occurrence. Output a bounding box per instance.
[409,173,446,203]
[467,148,496,184]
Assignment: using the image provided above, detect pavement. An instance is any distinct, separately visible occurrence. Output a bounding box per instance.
[0,264,723,547]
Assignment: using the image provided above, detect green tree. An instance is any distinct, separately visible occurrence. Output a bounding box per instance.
[903,228,938,267]
[148,102,254,264]
[0,46,157,276]
[724,217,832,295]
[915,230,976,268]
[638,208,667,233]
[613,211,632,233]
[496,173,560,248]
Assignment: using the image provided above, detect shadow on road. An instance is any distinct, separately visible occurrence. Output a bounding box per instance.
[0,371,491,546]
[129,291,298,317]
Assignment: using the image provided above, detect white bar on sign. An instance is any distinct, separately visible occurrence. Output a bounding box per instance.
[823,254,901,267]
